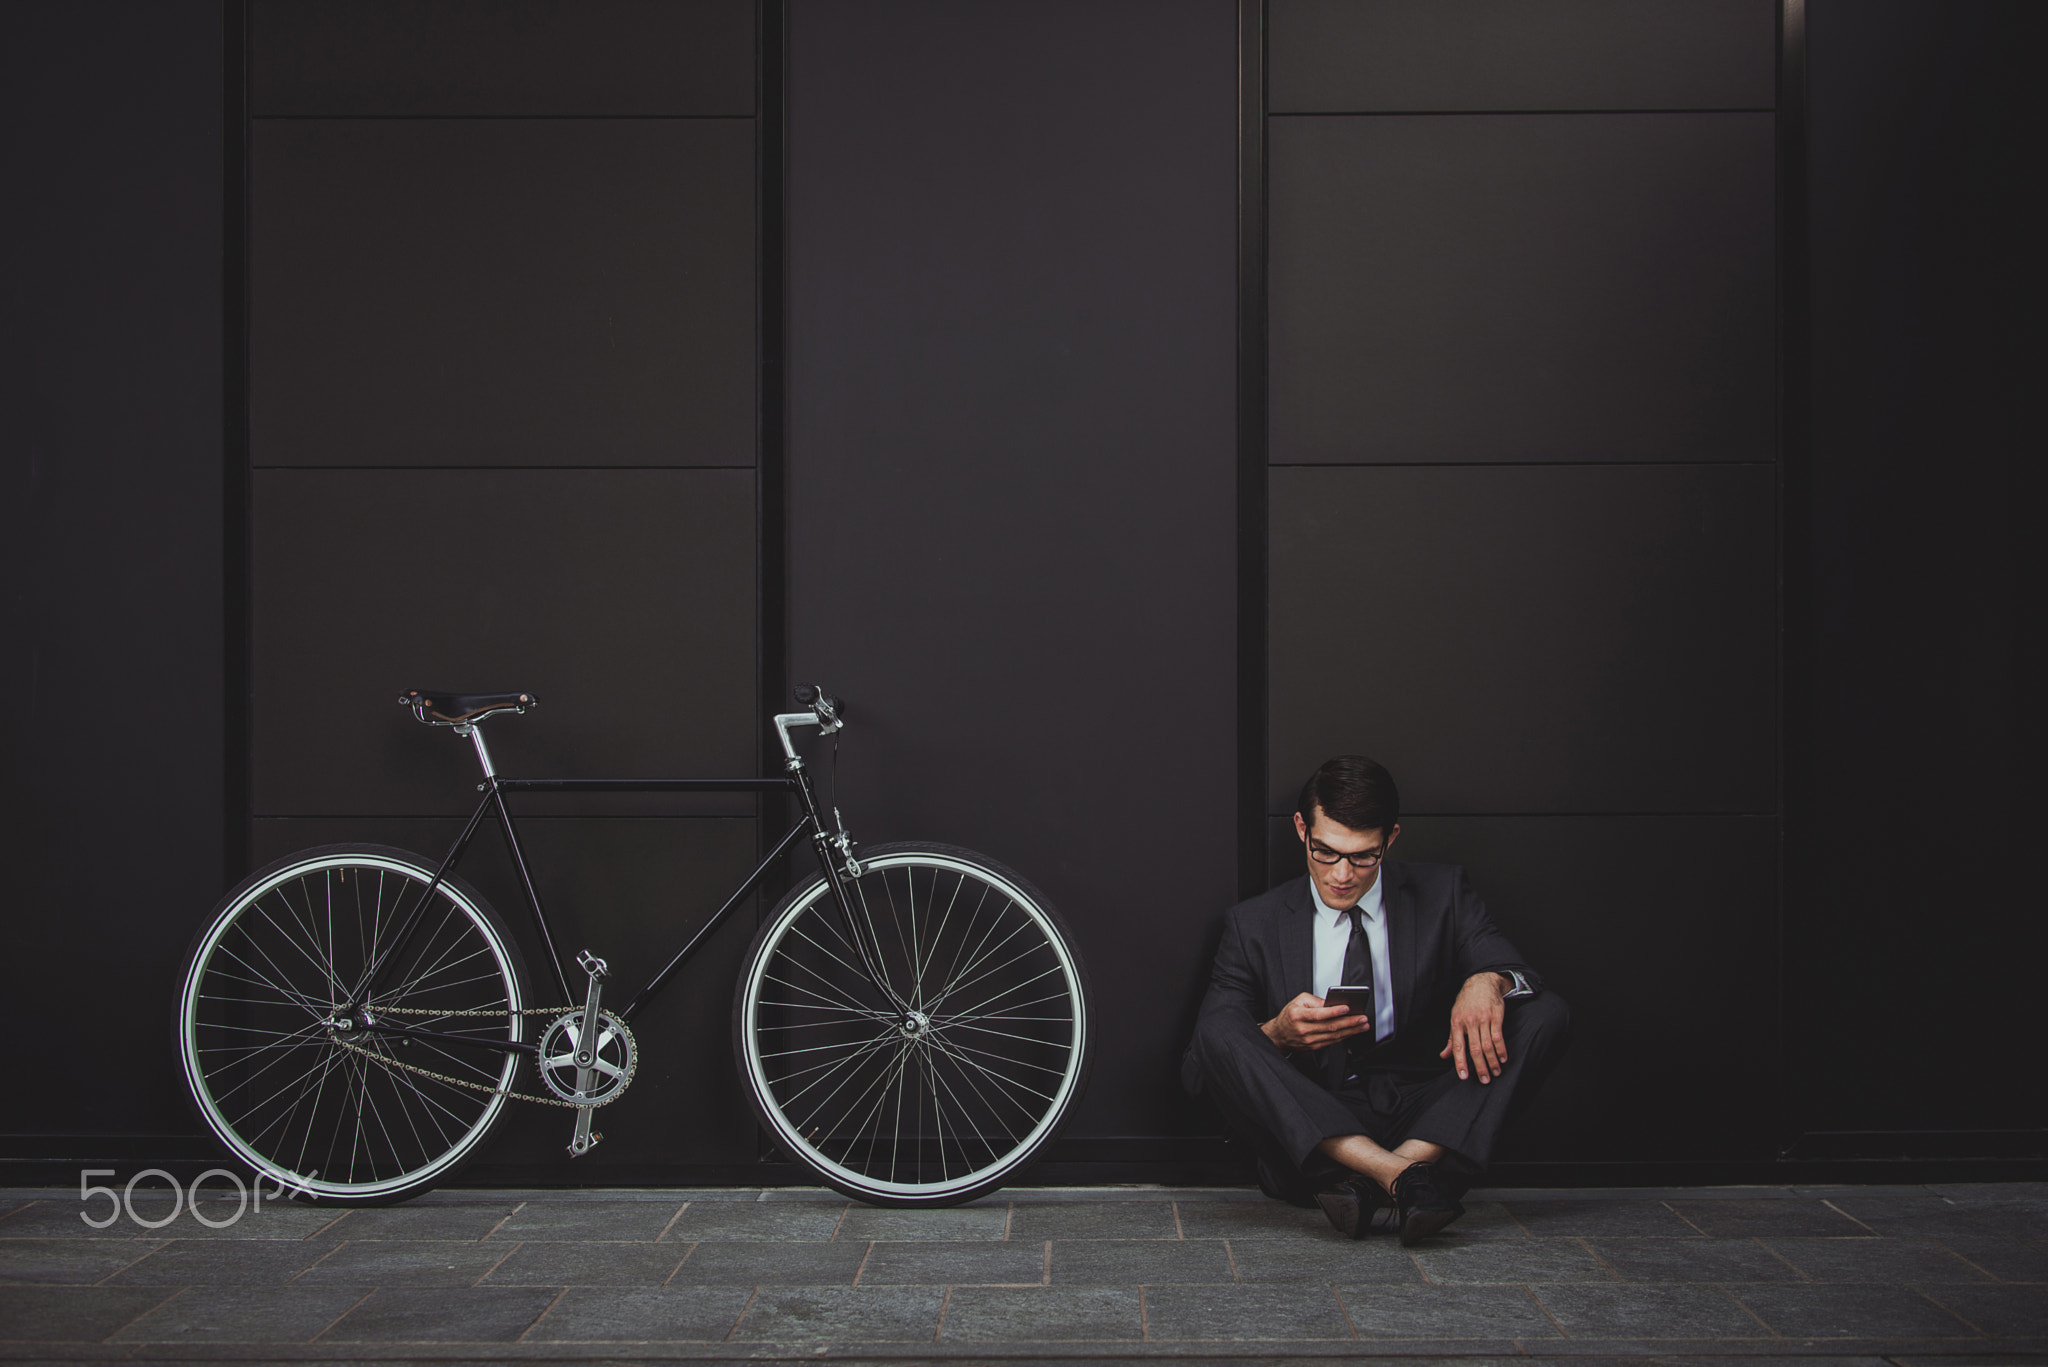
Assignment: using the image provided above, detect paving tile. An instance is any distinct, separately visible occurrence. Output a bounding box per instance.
[487,1198,683,1241]
[1817,1192,2003,1240]
[1919,1283,2048,1337]
[1158,1187,1268,1202]
[835,1206,1010,1242]
[859,1240,1046,1285]
[108,1285,369,1343]
[664,1201,844,1242]
[1173,1199,1334,1240]
[1338,1281,1560,1339]
[941,1285,1141,1340]
[325,1201,523,1241]
[1227,1238,1426,1285]
[731,1286,946,1341]
[524,1285,754,1341]
[1051,1239,1235,1285]
[1501,1200,1700,1238]
[1730,1284,1980,1338]
[1411,1237,1614,1284]
[1927,1182,2048,1202]
[1005,1187,1180,1204]
[0,1238,162,1285]
[1528,1283,1766,1338]
[1588,1237,1806,1283]
[1142,1282,1352,1339]
[1669,1199,1871,1237]
[1766,1237,1994,1283]
[0,1197,331,1242]
[107,1237,343,1286]
[320,1285,559,1341]
[756,1187,848,1202]
[1946,1203,2048,1242]
[668,1240,868,1286]
[481,1241,689,1285]
[1938,1234,2048,1283]
[559,1188,760,1202]
[155,1197,349,1240]
[0,1284,177,1341]
[1007,1201,1181,1240]
[291,1239,513,1286]
[1444,1201,1540,1239]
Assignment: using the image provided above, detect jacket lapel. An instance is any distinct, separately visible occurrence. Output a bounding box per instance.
[1382,861,1419,1032]
[1278,875,1315,1008]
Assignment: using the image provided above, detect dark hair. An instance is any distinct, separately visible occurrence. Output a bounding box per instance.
[1297,755,1400,836]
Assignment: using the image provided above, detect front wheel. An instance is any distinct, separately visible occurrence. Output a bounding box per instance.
[733,842,1092,1206]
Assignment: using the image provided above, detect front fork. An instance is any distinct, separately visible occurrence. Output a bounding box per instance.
[787,759,905,1021]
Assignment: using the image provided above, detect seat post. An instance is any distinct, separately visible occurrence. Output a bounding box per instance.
[457,722,498,780]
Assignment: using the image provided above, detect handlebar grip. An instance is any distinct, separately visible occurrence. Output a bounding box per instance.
[792,682,846,721]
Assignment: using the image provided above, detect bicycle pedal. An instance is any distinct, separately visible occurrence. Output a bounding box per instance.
[567,1130,603,1158]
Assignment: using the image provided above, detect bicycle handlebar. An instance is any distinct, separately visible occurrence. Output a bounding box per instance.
[793,682,846,726]
[774,683,845,764]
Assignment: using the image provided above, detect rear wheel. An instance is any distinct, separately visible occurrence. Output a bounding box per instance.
[733,842,1092,1206]
[176,845,531,1205]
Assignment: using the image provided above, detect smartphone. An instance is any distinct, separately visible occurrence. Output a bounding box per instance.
[1324,985,1373,1016]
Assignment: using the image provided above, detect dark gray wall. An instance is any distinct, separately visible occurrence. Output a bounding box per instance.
[1792,0,2042,1144]
[1263,0,1783,1162]
[2,0,223,1141]
[786,0,1241,1148]
[243,0,764,1172]
[7,0,2039,1176]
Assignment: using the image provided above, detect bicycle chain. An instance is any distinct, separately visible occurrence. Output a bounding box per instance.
[326,1005,633,1110]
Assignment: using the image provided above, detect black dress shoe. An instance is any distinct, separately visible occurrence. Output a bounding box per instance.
[1390,1161,1465,1246]
[1313,1174,1388,1240]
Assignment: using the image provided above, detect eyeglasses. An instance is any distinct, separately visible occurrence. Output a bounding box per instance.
[1307,842,1385,870]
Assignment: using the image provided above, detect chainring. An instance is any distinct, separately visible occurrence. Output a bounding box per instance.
[534,1008,638,1106]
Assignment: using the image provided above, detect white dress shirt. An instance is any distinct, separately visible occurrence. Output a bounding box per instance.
[1310,876,1397,1043]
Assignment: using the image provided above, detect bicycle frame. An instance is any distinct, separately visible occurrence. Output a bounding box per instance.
[350,705,898,1058]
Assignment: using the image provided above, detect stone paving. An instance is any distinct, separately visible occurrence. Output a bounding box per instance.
[1,1182,2044,1362]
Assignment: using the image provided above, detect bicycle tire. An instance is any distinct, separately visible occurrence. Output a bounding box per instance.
[732,841,1093,1207]
[176,844,531,1205]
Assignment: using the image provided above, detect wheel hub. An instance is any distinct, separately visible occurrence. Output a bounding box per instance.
[898,1010,930,1040]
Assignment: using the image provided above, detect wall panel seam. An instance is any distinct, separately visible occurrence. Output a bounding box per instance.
[1268,460,1779,469]
[250,114,756,122]
[251,465,760,471]
[1264,811,1782,819]
[1269,107,1775,118]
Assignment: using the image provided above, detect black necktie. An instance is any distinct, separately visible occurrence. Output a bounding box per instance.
[1341,906,1377,1077]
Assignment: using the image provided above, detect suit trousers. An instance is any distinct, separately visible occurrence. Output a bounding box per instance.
[1189,992,1571,1206]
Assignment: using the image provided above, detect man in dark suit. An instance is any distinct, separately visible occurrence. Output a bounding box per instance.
[1182,755,1570,1244]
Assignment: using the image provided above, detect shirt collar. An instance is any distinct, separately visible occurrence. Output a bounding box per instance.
[1309,868,1384,925]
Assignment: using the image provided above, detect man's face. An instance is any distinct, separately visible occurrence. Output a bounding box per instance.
[1294,807,1399,911]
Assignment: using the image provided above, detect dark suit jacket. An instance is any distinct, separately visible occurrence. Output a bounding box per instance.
[1181,861,1544,1093]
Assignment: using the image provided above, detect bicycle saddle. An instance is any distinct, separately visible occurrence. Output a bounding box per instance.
[398,689,537,725]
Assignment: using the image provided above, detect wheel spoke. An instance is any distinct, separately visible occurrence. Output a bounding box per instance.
[181,852,525,1203]
[742,850,1087,1203]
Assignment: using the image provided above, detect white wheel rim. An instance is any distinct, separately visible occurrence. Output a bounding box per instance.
[741,853,1087,1200]
[179,853,523,1200]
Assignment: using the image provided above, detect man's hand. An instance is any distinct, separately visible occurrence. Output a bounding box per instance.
[1440,973,1510,1082]
[1262,993,1373,1052]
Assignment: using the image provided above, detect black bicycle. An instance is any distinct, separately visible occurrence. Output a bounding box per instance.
[176,685,1093,1207]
